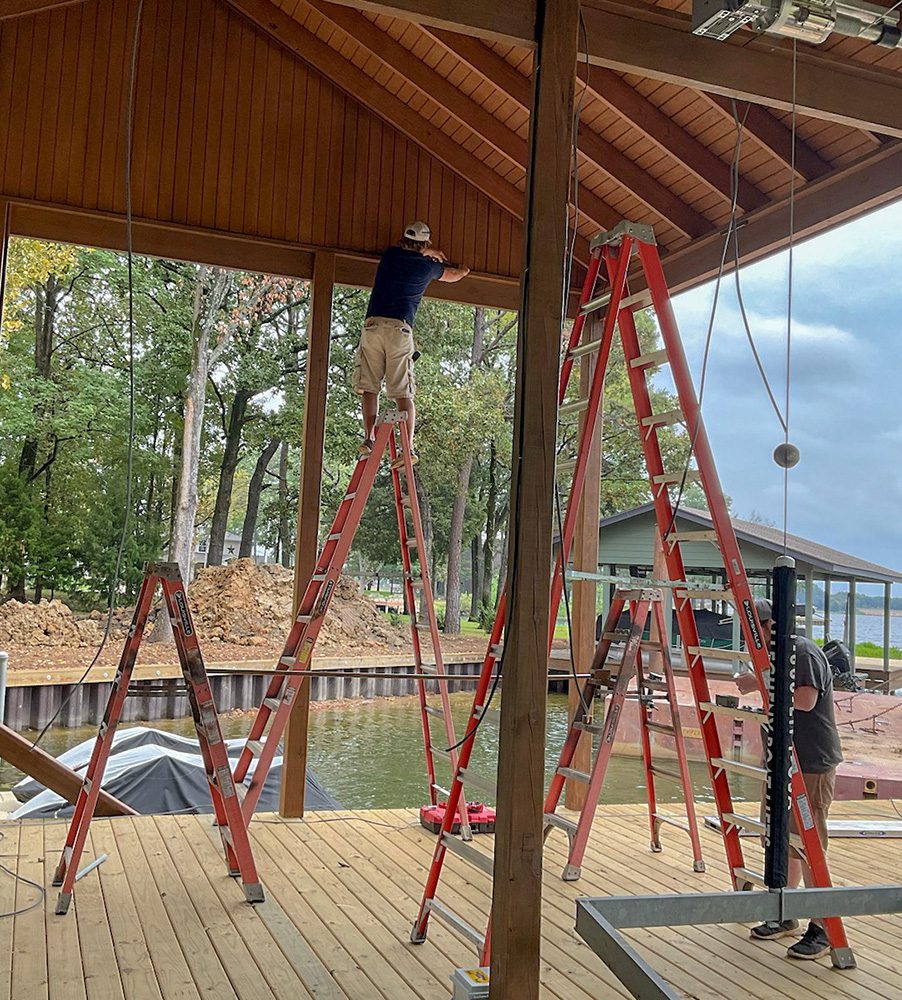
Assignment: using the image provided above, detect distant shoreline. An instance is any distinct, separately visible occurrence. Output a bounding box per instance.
[856,608,902,618]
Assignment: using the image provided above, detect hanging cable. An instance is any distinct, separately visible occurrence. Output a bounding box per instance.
[32,0,145,749]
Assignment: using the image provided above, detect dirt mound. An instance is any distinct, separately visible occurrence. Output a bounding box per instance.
[0,598,103,648]
[187,558,408,652]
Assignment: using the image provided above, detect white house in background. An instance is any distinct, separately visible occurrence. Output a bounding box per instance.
[194,531,275,569]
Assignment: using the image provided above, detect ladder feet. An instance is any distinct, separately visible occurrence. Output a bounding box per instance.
[51,866,65,888]
[562,863,582,881]
[693,859,706,873]
[410,922,428,945]
[649,843,663,853]
[243,882,265,904]
[830,947,857,970]
[55,892,72,916]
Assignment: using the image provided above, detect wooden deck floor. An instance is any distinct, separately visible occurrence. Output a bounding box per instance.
[2,801,901,999]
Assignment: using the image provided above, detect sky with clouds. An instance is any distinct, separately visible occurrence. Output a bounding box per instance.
[658,200,902,589]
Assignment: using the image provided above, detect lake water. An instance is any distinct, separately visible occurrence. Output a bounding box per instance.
[2,692,760,808]
[815,610,902,649]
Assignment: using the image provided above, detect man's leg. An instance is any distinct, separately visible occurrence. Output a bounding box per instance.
[362,391,379,446]
[786,771,834,960]
[396,396,416,452]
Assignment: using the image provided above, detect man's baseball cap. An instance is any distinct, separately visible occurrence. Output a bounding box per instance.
[403,220,431,242]
[754,598,773,624]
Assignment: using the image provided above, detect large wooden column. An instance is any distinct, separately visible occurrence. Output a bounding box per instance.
[0,199,10,332]
[280,250,335,818]
[490,2,578,997]
[566,339,603,811]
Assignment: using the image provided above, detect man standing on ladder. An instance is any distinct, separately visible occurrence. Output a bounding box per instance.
[740,598,844,960]
[352,221,470,461]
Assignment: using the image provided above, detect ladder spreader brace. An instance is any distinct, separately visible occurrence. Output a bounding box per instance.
[53,562,264,915]
[409,219,855,970]
[233,413,474,837]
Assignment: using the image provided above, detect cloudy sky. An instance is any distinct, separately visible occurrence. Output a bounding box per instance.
[659,200,902,586]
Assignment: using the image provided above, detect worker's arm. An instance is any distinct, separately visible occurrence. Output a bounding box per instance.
[794,686,819,711]
[438,264,470,283]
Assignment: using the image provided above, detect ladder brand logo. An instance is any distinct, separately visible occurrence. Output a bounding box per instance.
[316,578,335,616]
[174,590,194,636]
[742,599,762,648]
[605,703,621,742]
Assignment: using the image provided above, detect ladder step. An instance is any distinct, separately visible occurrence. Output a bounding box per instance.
[426,899,486,950]
[400,495,412,507]
[441,833,494,876]
[643,678,669,692]
[630,349,668,369]
[573,719,604,735]
[711,757,767,781]
[602,630,630,642]
[544,812,578,835]
[560,397,589,417]
[311,574,327,582]
[474,704,501,725]
[653,469,701,486]
[569,337,603,359]
[424,705,445,719]
[641,640,664,651]
[649,764,683,781]
[327,533,342,541]
[645,721,675,735]
[489,643,504,658]
[279,655,297,667]
[460,768,497,796]
[557,767,591,783]
[263,697,281,712]
[723,812,803,848]
[700,701,769,724]
[406,538,418,548]
[676,588,733,603]
[430,746,452,761]
[686,646,751,663]
[296,614,313,624]
[247,740,266,758]
[557,458,577,475]
[733,866,767,887]
[666,530,719,545]
[654,813,689,833]
[431,783,452,798]
[641,408,683,428]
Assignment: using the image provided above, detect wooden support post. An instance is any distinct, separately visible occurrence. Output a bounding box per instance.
[805,571,814,640]
[490,1,578,996]
[883,582,891,679]
[824,576,832,640]
[848,579,857,669]
[280,251,335,819]
[0,198,10,333]
[566,338,602,811]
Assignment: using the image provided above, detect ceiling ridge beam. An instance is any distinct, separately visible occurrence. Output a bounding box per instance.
[222,0,593,265]
[575,64,768,212]
[427,28,712,241]
[308,0,622,232]
[0,0,83,18]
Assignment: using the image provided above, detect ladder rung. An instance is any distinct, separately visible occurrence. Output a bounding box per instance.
[544,812,578,835]
[723,813,803,848]
[263,697,281,712]
[666,530,719,545]
[279,655,297,667]
[426,900,486,949]
[569,337,603,359]
[641,640,664,651]
[490,644,504,658]
[556,458,577,475]
[430,746,452,761]
[700,702,769,724]
[643,678,669,692]
[686,646,751,663]
[711,757,767,780]
[406,538,418,548]
[603,630,630,642]
[654,813,689,833]
[557,766,591,783]
[631,349,668,369]
[424,705,445,719]
[560,397,589,417]
[733,866,767,887]
[420,664,437,675]
[460,768,497,796]
[676,588,732,602]
[341,492,357,502]
[400,495,412,507]
[641,408,683,428]
[431,783,451,798]
[573,719,604,735]
[296,614,313,624]
[311,573,327,582]
[327,533,341,541]
[645,721,674,735]
[649,764,683,781]
[441,833,494,876]
[247,740,266,758]
[474,704,501,725]
[653,469,701,486]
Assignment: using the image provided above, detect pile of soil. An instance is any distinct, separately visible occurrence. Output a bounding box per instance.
[0,598,106,648]
[184,558,408,652]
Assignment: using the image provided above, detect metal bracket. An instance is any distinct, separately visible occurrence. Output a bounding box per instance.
[590,221,657,251]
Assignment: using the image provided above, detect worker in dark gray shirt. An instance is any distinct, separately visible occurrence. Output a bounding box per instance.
[744,598,843,960]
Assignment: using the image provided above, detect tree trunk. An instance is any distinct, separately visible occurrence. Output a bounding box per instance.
[207,387,252,565]
[278,440,292,569]
[481,438,498,612]
[497,525,509,610]
[469,533,482,621]
[151,267,231,642]
[240,438,280,558]
[443,456,473,635]
[416,477,433,621]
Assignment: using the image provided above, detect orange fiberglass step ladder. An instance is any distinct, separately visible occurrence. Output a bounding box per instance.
[232,413,473,837]
[544,587,704,880]
[53,563,264,915]
[409,220,852,968]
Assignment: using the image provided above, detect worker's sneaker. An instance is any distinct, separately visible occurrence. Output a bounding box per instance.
[787,922,831,960]
[750,919,799,940]
[358,438,374,458]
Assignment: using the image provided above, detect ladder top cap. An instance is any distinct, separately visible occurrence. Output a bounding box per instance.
[380,412,409,424]
[591,221,657,251]
[144,561,181,581]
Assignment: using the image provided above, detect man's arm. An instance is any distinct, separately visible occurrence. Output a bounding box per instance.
[794,686,819,711]
[438,264,470,283]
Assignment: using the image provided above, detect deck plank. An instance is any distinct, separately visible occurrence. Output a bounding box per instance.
[0,822,20,1000]
[11,821,48,1000]
[42,823,88,1000]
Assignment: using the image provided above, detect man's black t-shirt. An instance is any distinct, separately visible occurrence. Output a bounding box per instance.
[794,635,843,774]
[366,246,445,328]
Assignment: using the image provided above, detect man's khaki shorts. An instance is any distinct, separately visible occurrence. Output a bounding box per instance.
[352,316,416,399]
[760,767,835,857]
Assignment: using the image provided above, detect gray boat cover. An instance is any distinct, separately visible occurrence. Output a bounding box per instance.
[12,726,339,817]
